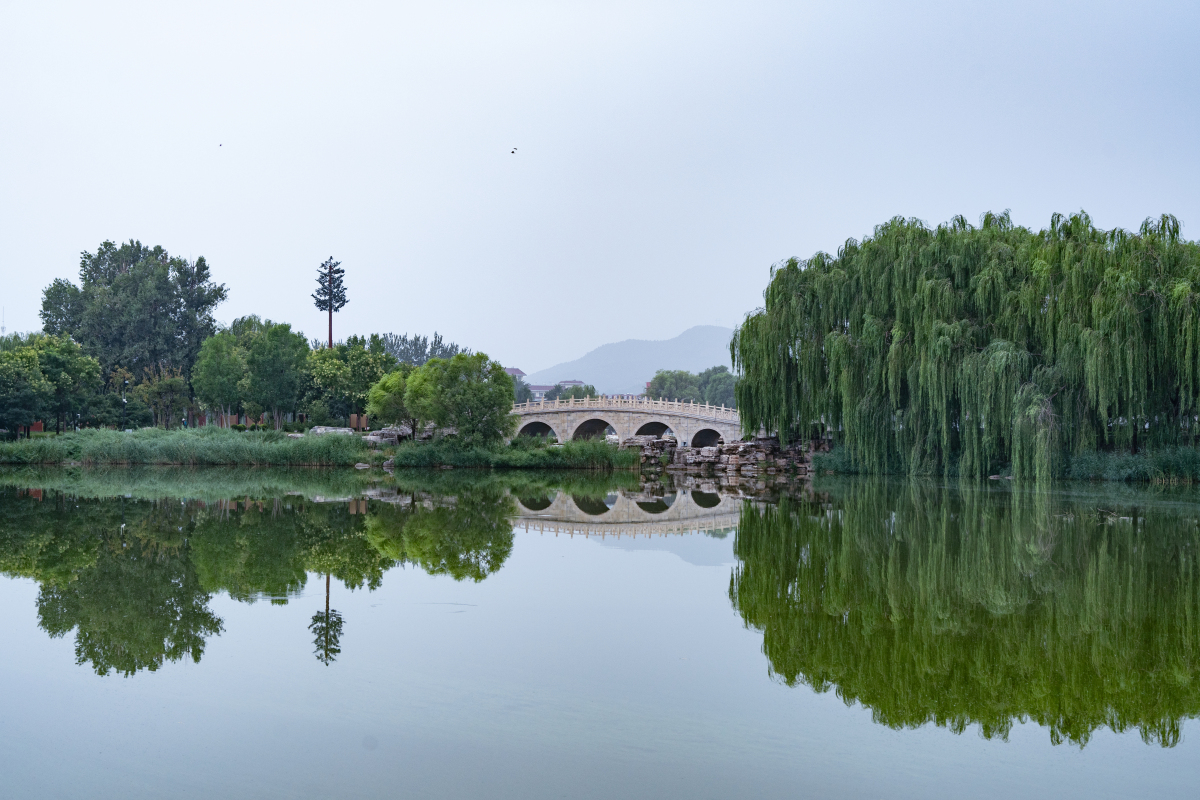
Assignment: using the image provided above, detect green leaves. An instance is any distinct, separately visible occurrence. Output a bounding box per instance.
[40,240,226,381]
[733,212,1200,479]
[401,352,516,446]
[0,348,53,435]
[647,365,736,406]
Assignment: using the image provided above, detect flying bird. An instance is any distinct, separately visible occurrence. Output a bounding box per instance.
[511,147,517,154]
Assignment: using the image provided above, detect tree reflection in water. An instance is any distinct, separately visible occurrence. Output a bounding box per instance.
[730,479,1200,747]
[309,574,343,666]
[0,476,521,676]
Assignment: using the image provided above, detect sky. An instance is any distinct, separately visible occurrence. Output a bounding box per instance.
[2,0,1198,373]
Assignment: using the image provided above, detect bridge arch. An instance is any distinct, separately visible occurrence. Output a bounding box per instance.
[572,418,616,440]
[518,420,561,440]
[635,420,673,438]
[690,428,724,448]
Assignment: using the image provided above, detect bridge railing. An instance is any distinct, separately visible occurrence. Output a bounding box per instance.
[511,395,739,421]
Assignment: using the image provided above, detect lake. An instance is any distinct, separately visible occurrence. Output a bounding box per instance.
[1,467,1198,798]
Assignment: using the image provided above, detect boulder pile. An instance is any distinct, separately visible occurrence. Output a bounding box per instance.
[623,436,810,479]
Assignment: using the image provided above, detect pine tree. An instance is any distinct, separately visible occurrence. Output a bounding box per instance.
[311,257,347,349]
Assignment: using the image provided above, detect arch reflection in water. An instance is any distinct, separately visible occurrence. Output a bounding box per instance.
[636,493,676,514]
[571,493,618,515]
[730,479,1200,747]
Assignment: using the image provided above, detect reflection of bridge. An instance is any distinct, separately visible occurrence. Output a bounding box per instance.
[512,397,742,447]
[513,488,743,538]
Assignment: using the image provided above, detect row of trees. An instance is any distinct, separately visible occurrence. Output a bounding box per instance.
[4,239,481,434]
[0,333,108,435]
[647,365,736,406]
[11,237,734,439]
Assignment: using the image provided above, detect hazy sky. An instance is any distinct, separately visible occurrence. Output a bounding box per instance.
[3,1,1197,372]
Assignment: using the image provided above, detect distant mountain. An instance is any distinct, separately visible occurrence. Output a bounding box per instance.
[522,325,735,395]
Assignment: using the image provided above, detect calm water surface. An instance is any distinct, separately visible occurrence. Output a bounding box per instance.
[1,468,1198,798]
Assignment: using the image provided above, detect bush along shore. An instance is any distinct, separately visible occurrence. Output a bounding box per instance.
[0,427,642,471]
[383,438,641,471]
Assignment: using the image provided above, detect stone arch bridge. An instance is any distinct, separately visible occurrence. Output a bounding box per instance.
[511,397,742,447]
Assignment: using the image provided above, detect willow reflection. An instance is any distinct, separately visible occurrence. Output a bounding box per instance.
[730,480,1200,747]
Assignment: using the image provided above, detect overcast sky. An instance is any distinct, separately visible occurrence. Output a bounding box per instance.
[3,1,1197,372]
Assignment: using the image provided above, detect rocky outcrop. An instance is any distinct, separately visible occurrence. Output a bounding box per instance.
[309,426,355,436]
[626,437,811,479]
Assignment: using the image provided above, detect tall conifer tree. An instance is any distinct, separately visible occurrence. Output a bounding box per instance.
[312,257,347,349]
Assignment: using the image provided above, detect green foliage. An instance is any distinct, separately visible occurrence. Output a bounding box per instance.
[0,426,373,466]
[40,240,227,382]
[192,331,244,423]
[731,478,1200,747]
[0,336,102,437]
[133,365,188,429]
[366,364,421,434]
[0,347,53,437]
[544,383,597,401]
[31,335,102,433]
[380,332,465,366]
[512,375,533,403]
[732,212,1200,480]
[387,438,639,470]
[243,321,310,429]
[648,365,736,406]
[405,352,516,447]
[308,337,395,417]
[312,257,347,332]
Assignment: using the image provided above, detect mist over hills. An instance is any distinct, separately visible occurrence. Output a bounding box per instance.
[521,325,735,395]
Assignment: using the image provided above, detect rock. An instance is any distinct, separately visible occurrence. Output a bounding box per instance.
[310,426,355,436]
[354,462,371,470]
[382,458,395,469]
[287,433,305,439]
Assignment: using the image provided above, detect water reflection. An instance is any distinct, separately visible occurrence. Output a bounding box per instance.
[0,470,532,675]
[8,466,1200,750]
[730,479,1200,747]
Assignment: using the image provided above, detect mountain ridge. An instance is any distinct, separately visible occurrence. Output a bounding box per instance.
[520,325,735,395]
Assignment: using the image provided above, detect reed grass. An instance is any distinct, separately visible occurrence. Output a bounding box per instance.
[0,427,373,466]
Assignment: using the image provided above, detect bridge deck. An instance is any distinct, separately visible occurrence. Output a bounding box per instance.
[513,396,738,422]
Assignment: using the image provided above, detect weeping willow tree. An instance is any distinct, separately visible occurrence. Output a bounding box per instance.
[732,212,1200,479]
[730,479,1200,747]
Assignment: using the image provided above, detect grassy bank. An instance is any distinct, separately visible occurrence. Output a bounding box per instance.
[388,438,640,471]
[0,465,380,501]
[812,445,1200,483]
[0,427,374,467]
